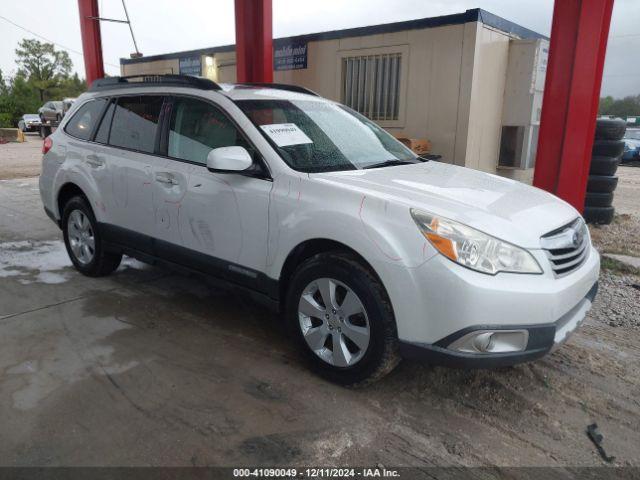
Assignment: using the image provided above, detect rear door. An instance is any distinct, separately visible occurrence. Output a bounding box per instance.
[100,95,166,247]
[153,95,272,280]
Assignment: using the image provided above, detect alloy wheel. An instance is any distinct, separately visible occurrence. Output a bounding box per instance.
[298,277,371,367]
[67,210,95,265]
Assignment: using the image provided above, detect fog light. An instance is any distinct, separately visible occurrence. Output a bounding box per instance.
[448,330,529,354]
[472,332,494,352]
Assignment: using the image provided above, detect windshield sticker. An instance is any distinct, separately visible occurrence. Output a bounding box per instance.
[260,123,313,147]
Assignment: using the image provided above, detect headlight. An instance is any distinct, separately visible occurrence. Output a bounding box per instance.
[410,209,542,275]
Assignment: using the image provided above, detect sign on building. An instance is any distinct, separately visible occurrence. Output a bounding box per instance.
[179,56,202,76]
[274,41,308,71]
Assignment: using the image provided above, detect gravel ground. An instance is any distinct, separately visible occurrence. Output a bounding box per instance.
[589,271,640,329]
[590,213,640,257]
[588,209,640,332]
[614,165,640,216]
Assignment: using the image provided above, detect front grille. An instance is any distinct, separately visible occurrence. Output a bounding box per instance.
[541,218,590,277]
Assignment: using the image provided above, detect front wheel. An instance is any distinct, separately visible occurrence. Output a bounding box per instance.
[62,196,122,277]
[285,252,400,386]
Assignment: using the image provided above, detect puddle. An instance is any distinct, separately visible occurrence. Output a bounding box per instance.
[0,240,147,285]
[4,316,138,411]
[0,240,71,284]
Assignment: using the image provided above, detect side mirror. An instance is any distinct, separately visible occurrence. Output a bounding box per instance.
[206,146,253,173]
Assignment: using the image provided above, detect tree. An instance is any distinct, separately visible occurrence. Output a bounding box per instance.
[51,73,87,99]
[0,39,87,128]
[0,70,10,127]
[0,72,41,127]
[599,96,615,115]
[15,38,73,101]
[599,94,640,118]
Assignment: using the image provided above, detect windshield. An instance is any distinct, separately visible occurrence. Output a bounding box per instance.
[625,129,640,140]
[53,102,63,109]
[236,99,418,172]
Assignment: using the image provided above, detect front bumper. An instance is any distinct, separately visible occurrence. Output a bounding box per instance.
[399,281,598,368]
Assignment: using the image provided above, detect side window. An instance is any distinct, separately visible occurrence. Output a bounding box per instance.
[64,98,108,141]
[109,96,163,153]
[168,97,252,165]
[94,100,115,144]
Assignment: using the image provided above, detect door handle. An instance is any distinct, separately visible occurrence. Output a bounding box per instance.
[86,154,105,167]
[155,172,178,186]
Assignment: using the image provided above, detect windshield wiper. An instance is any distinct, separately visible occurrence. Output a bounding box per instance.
[362,159,417,169]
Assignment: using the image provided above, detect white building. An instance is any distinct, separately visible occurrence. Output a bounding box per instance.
[120,8,548,181]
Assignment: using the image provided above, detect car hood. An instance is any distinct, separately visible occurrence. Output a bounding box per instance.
[313,161,580,249]
[624,138,640,148]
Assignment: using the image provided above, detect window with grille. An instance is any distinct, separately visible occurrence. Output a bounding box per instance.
[341,52,403,121]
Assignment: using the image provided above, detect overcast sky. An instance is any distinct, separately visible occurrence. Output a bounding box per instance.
[1,0,638,97]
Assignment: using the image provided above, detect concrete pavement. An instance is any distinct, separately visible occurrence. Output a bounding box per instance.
[1,178,640,468]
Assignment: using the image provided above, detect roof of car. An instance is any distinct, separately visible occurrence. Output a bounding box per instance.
[219,84,325,102]
[87,76,326,103]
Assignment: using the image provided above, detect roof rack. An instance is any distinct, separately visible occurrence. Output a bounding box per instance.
[236,83,319,96]
[89,74,222,92]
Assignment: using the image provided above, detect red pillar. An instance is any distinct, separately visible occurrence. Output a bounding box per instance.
[234,0,273,83]
[533,0,614,211]
[77,0,105,86]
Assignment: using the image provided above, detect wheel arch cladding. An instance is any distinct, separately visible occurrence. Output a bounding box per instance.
[278,239,386,307]
[57,183,89,218]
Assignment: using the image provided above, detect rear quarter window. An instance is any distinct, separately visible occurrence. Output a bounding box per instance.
[64,99,108,141]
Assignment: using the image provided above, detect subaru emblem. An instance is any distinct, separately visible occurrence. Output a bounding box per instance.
[572,229,582,247]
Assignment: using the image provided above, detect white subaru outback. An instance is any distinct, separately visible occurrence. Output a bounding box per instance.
[39,75,600,385]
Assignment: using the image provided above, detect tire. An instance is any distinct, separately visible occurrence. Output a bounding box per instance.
[62,196,122,277]
[285,251,400,386]
[594,118,626,141]
[585,191,613,208]
[583,206,614,225]
[592,139,625,158]
[587,175,618,193]
[589,155,619,176]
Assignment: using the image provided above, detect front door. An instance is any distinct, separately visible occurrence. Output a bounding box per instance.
[151,96,272,281]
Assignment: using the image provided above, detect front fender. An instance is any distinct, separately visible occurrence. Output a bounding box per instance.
[265,175,437,281]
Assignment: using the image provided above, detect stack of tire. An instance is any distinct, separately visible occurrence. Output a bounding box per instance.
[586,118,626,225]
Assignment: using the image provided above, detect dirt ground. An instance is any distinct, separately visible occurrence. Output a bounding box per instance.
[0,133,44,180]
[0,141,639,470]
